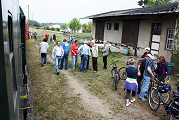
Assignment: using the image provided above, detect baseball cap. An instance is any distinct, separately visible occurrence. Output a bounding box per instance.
[153,53,159,58]
[145,47,150,51]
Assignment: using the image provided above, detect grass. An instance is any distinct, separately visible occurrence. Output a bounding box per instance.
[26,35,100,119]
[72,33,92,39]
[29,29,179,119]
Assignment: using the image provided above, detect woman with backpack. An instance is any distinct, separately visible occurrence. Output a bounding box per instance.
[154,56,168,82]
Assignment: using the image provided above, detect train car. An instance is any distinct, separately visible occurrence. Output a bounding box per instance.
[0,0,32,119]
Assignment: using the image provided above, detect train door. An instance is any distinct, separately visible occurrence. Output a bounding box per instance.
[150,23,162,54]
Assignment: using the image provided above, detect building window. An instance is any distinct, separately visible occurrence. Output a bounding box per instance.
[166,29,175,50]
[152,23,162,35]
[107,23,111,30]
[114,23,119,30]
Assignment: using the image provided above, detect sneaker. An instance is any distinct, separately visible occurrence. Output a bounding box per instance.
[126,102,131,107]
[56,72,59,75]
[131,98,136,103]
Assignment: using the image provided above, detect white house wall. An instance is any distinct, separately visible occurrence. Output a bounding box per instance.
[103,21,123,43]
[137,20,151,56]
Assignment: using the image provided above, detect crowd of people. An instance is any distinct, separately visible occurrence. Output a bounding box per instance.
[39,37,111,75]
[124,47,168,107]
[39,37,169,107]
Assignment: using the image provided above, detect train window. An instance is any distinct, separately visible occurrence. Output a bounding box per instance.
[8,15,14,52]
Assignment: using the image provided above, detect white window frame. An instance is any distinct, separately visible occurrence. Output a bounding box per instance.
[166,28,175,50]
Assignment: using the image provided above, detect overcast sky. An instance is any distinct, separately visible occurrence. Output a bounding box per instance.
[19,0,140,23]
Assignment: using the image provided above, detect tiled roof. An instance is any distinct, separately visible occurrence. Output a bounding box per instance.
[83,2,179,19]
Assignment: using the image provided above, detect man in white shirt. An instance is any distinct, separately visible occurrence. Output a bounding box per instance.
[39,38,49,67]
[52,41,64,75]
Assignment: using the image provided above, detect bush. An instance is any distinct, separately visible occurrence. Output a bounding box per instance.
[44,26,50,30]
[50,27,55,31]
[56,28,60,31]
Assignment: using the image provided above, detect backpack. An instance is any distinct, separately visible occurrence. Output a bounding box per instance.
[138,58,146,74]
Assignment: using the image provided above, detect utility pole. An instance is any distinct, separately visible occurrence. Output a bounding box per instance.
[28,5,29,22]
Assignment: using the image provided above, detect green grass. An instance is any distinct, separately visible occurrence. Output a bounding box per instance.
[72,33,92,39]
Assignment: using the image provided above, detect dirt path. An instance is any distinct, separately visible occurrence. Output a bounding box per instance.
[34,43,159,120]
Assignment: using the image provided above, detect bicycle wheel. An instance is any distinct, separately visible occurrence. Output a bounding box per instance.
[111,69,115,78]
[149,87,160,111]
[114,74,119,90]
[118,67,127,80]
[111,69,120,79]
[161,92,170,104]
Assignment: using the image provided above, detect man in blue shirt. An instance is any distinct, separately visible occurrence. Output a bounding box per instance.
[60,39,69,69]
[78,40,91,72]
[139,53,159,101]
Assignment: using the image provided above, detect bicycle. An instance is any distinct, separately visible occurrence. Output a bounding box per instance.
[149,83,179,120]
[110,60,120,90]
[148,77,170,109]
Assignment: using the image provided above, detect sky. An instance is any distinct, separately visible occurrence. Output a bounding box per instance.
[19,0,140,23]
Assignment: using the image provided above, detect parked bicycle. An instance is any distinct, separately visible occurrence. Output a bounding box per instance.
[148,77,179,119]
[149,77,171,110]
[110,60,120,90]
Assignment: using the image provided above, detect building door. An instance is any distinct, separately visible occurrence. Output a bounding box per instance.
[95,20,104,43]
[122,19,140,47]
[150,23,162,54]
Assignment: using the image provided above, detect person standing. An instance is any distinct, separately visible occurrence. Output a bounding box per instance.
[139,53,159,101]
[91,40,98,72]
[45,33,49,41]
[39,38,49,67]
[53,34,56,44]
[71,40,78,70]
[124,58,141,107]
[154,56,168,82]
[60,39,69,70]
[136,54,151,94]
[33,32,37,43]
[78,40,91,72]
[52,41,64,75]
[86,40,92,70]
[141,47,151,58]
[102,41,110,69]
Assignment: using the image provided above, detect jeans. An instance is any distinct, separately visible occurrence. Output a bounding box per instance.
[41,53,47,64]
[72,55,78,69]
[55,56,63,73]
[61,51,69,69]
[139,75,151,99]
[80,55,88,72]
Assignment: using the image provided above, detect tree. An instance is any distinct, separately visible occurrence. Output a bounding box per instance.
[138,0,172,7]
[82,21,92,33]
[69,18,81,33]
[60,23,68,30]
[28,19,40,27]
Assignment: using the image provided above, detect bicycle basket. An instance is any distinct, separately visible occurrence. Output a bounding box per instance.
[170,101,179,119]
[158,84,171,93]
